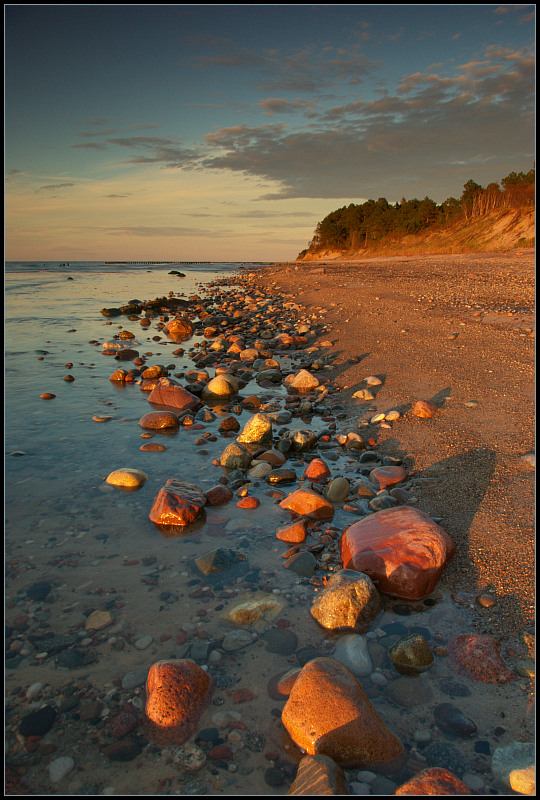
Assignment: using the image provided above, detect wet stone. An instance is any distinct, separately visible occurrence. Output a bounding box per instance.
[434,703,477,737]
[385,676,434,708]
[19,705,57,737]
[388,634,434,675]
[424,742,467,778]
[261,628,298,655]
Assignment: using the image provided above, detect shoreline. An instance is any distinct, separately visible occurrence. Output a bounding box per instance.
[5,257,535,795]
[250,250,535,644]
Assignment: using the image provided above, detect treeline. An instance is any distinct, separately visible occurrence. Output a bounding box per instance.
[301,168,535,254]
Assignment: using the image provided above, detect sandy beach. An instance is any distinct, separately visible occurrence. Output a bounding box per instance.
[253,249,535,646]
[5,253,535,796]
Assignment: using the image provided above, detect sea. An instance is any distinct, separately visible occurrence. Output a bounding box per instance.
[4,261,532,795]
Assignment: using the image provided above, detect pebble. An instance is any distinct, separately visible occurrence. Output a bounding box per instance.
[134,635,153,650]
[48,756,75,783]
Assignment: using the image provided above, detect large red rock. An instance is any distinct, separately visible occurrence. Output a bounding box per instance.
[282,657,404,770]
[279,489,334,520]
[144,659,213,745]
[149,479,207,530]
[451,634,514,683]
[339,506,455,600]
[148,378,200,413]
[395,767,472,795]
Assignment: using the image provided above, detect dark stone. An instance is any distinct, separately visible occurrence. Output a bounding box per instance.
[424,742,467,778]
[474,741,491,755]
[261,628,298,656]
[264,767,285,787]
[26,582,52,601]
[102,738,143,761]
[19,705,57,737]
[434,703,477,737]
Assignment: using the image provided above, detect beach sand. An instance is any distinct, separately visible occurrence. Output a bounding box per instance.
[252,249,535,644]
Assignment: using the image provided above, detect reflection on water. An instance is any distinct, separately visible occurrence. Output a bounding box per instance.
[5,266,532,796]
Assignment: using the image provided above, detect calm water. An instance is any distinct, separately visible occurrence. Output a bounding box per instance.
[4,262,532,795]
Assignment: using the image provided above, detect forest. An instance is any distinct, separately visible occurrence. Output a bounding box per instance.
[299,168,535,256]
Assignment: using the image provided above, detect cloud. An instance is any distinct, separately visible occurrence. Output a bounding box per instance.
[259,98,318,116]
[37,183,75,192]
[106,226,230,237]
[196,46,534,201]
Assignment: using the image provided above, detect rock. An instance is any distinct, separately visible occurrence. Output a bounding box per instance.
[236,413,273,446]
[148,378,200,412]
[491,741,535,794]
[221,630,254,651]
[248,461,273,479]
[395,767,472,795]
[283,550,317,576]
[286,369,320,392]
[140,442,166,452]
[424,743,467,778]
[369,466,407,490]
[304,458,331,482]
[364,376,382,386]
[333,634,373,678]
[385,676,433,708]
[193,548,247,578]
[257,448,287,467]
[222,592,285,627]
[172,742,207,772]
[292,430,318,451]
[202,374,238,399]
[339,506,455,600]
[204,484,234,505]
[48,756,75,784]
[218,415,241,433]
[267,468,298,485]
[276,520,307,543]
[85,609,113,631]
[139,410,179,430]
[288,755,350,795]
[149,479,207,530]
[434,703,477,737]
[163,317,194,341]
[411,400,438,418]
[105,468,147,490]
[452,634,514,683]
[262,628,298,655]
[280,488,334,520]
[26,582,52,601]
[19,705,57,737]
[310,570,381,632]
[219,442,253,471]
[282,657,404,770]
[144,659,213,745]
[388,634,434,675]
[324,477,350,503]
[122,669,148,690]
[352,389,375,401]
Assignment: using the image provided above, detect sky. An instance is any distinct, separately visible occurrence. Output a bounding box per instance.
[4,4,536,262]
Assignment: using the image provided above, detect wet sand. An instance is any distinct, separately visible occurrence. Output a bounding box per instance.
[252,250,535,645]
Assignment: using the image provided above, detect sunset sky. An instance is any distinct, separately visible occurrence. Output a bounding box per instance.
[5,4,535,262]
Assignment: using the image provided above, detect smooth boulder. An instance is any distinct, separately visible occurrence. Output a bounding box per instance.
[282,657,404,770]
[339,506,455,600]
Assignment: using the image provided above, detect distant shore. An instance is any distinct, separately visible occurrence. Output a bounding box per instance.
[252,249,535,643]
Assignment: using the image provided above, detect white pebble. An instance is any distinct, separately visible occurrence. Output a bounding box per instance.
[48,756,75,783]
[370,671,388,686]
[25,682,43,701]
